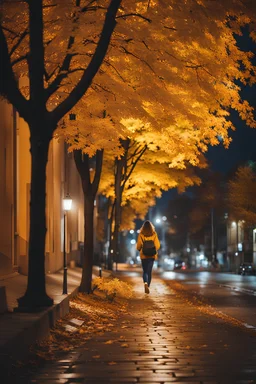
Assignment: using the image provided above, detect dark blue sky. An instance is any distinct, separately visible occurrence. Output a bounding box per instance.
[206,118,256,174]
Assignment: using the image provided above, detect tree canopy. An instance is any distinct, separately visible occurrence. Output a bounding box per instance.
[2,0,256,166]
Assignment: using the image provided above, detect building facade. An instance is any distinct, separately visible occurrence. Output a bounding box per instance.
[0,99,84,278]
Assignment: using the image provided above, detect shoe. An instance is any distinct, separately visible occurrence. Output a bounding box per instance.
[144,283,150,294]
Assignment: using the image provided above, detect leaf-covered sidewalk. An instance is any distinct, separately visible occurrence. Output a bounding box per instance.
[9,272,256,383]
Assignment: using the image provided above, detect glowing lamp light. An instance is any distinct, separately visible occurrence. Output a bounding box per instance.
[238,243,243,251]
[63,194,72,211]
[130,239,136,245]
[62,193,72,295]
[155,218,161,224]
[130,230,134,234]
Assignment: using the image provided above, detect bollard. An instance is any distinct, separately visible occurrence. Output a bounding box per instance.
[99,267,102,277]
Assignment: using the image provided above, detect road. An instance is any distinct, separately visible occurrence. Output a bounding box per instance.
[161,270,256,331]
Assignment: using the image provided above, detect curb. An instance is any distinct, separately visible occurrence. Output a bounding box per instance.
[0,285,79,380]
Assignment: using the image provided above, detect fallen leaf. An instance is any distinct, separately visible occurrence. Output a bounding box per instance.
[121,343,129,348]
[108,361,117,365]
[92,355,101,359]
[105,340,115,345]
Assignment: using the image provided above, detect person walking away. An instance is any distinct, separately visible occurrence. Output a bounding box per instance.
[136,220,160,294]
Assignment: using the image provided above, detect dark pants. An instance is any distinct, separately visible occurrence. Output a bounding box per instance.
[141,258,154,287]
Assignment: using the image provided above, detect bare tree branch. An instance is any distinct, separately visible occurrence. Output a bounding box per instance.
[104,58,126,82]
[116,13,152,23]
[11,54,28,67]
[0,26,29,119]
[120,45,156,75]
[123,144,147,189]
[9,28,28,56]
[91,82,117,100]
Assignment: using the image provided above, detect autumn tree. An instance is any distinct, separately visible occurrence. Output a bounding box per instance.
[0,0,121,308]
[1,0,256,306]
[56,108,123,292]
[99,134,203,268]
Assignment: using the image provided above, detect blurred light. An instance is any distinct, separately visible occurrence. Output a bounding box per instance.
[129,230,134,234]
[162,216,167,221]
[111,249,113,254]
[181,262,186,270]
[199,254,204,260]
[130,239,136,244]
[137,229,140,233]
[155,218,161,224]
[186,247,190,252]
[232,222,236,226]
[235,252,238,256]
[63,194,72,211]
[238,243,243,251]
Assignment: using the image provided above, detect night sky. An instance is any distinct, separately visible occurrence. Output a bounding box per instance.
[206,118,256,174]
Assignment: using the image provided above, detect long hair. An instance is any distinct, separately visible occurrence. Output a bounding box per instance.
[140,220,155,237]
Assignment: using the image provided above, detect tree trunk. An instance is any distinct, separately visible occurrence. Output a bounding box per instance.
[17,131,53,310]
[74,149,103,293]
[79,195,94,293]
[107,199,115,270]
[112,158,123,266]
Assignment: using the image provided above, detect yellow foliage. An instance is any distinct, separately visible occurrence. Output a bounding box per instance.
[3,0,256,167]
[93,277,134,300]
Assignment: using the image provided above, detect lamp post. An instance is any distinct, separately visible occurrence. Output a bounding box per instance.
[63,194,72,294]
[155,216,167,255]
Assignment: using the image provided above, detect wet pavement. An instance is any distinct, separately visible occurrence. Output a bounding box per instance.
[12,272,256,384]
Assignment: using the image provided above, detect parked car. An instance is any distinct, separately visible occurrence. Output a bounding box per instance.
[174,260,187,271]
[238,262,255,275]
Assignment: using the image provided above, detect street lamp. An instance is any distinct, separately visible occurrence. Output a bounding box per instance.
[155,216,168,255]
[63,194,72,294]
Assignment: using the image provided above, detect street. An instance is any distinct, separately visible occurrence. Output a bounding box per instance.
[162,270,256,330]
[9,270,256,384]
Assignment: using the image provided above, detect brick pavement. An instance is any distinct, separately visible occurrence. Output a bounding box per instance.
[12,272,256,384]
